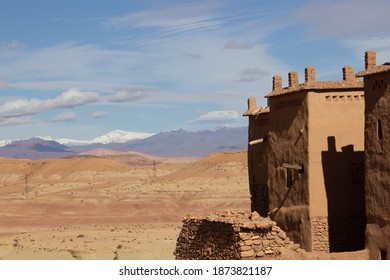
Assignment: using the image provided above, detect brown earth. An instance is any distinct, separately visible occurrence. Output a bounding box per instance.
[0,151,368,260]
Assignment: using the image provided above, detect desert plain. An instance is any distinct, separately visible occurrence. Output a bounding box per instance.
[0,150,368,260]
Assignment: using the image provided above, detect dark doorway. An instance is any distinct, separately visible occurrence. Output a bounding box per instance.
[380,250,387,260]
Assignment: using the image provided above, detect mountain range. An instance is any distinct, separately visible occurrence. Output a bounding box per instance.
[0,126,248,159]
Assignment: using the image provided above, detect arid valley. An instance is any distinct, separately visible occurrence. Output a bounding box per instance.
[0,150,369,260]
[0,150,251,260]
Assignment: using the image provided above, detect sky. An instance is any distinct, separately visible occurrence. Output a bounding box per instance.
[0,0,390,140]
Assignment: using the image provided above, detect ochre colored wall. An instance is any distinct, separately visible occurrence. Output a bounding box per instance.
[307,89,366,252]
[363,71,390,259]
[307,90,365,217]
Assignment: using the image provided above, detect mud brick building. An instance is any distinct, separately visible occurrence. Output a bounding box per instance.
[357,50,390,260]
[244,65,365,252]
[243,98,269,217]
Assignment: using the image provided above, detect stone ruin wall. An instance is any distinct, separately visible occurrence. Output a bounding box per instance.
[311,216,329,252]
[174,211,304,260]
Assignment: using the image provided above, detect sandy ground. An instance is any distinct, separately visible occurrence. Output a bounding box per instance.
[0,152,369,260]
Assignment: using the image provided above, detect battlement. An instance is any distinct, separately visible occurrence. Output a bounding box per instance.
[243,96,270,116]
[288,71,299,87]
[265,65,363,98]
[357,50,390,77]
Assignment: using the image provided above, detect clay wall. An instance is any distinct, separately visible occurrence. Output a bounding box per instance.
[248,111,269,216]
[266,91,311,251]
[174,211,303,260]
[307,89,366,252]
[362,70,390,259]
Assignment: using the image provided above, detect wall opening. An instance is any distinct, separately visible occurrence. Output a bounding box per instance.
[377,119,383,140]
[351,164,364,187]
[380,250,387,260]
[286,169,293,188]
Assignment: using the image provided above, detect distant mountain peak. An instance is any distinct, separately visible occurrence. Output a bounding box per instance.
[92,130,155,144]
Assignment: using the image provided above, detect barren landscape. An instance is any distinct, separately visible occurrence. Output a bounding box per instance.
[0,151,368,260]
[0,151,251,260]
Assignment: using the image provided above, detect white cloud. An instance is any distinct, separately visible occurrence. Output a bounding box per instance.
[90,111,109,119]
[224,41,253,49]
[108,87,152,103]
[235,67,269,82]
[49,111,77,123]
[0,116,32,127]
[193,110,239,123]
[0,88,100,118]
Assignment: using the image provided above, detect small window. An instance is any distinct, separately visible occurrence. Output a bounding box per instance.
[380,250,387,260]
[286,169,293,188]
[351,164,364,187]
[377,119,383,140]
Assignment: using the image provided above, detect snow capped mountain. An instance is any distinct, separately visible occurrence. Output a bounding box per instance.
[0,139,12,147]
[23,130,155,146]
[92,130,154,144]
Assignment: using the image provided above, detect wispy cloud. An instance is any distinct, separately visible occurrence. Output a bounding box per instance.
[0,116,33,127]
[0,88,100,118]
[90,111,109,119]
[224,40,253,49]
[1,42,140,85]
[235,67,269,82]
[104,2,223,36]
[49,111,77,123]
[192,110,239,123]
[108,86,154,103]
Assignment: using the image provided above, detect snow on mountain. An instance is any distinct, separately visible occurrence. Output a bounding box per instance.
[33,130,155,146]
[0,140,12,147]
[91,130,155,144]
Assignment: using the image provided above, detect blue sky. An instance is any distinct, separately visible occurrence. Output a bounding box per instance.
[0,0,389,140]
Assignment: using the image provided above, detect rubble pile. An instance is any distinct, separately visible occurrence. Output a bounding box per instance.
[174,210,304,260]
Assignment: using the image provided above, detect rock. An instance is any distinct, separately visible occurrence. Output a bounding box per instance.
[287,243,300,251]
[277,231,287,240]
[240,245,252,252]
[275,237,284,245]
[256,251,265,257]
[253,239,262,246]
[240,250,254,258]
[272,226,281,233]
[244,239,253,246]
[250,211,262,221]
[239,233,250,240]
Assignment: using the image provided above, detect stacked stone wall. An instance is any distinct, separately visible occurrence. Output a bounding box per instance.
[311,216,329,252]
[174,211,304,260]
